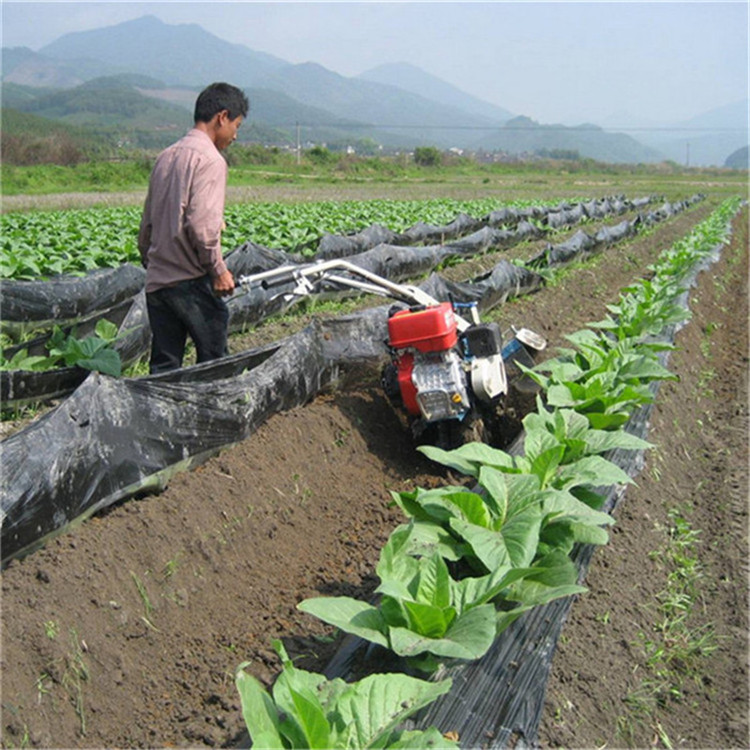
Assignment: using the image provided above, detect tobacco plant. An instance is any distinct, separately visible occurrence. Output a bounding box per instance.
[235,640,457,748]
[519,330,677,430]
[298,519,585,669]
[0,319,125,376]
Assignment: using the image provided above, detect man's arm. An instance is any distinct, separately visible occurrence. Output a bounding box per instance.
[184,157,232,284]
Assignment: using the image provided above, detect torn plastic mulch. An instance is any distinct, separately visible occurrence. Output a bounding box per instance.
[526,194,704,269]
[0,257,543,565]
[0,218,544,408]
[0,264,146,340]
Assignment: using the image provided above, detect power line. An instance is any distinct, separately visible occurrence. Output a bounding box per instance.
[283,122,748,133]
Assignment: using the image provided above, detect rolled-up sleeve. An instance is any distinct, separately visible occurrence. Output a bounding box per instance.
[185,157,228,278]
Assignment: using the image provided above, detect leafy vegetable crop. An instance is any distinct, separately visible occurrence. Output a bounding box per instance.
[235,640,457,749]
[1,198,539,280]
[0,319,125,376]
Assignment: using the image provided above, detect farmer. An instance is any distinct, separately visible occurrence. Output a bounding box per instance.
[138,82,249,373]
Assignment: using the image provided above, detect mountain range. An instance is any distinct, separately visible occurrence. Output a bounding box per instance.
[2,15,747,165]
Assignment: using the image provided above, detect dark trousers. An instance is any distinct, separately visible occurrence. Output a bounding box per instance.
[146,276,229,374]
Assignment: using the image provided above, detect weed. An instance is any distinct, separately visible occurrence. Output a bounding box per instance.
[291,472,313,505]
[130,570,157,630]
[35,673,52,704]
[697,367,717,396]
[162,556,181,580]
[61,628,89,736]
[623,505,717,745]
[43,620,58,640]
[334,428,350,447]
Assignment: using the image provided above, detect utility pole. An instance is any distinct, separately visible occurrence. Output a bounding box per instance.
[686,141,690,168]
[296,122,301,166]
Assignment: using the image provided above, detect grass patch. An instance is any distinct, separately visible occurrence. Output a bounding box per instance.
[617,505,719,746]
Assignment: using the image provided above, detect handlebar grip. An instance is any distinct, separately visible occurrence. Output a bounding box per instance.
[260,274,296,290]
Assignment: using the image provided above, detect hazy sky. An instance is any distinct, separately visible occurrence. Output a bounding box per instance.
[1,1,748,126]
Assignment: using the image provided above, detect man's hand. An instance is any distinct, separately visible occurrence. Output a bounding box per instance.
[213,270,235,297]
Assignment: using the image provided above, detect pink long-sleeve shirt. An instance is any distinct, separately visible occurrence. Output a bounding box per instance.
[138,128,229,293]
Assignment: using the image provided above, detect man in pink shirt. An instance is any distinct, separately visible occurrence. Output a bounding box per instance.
[138,82,249,373]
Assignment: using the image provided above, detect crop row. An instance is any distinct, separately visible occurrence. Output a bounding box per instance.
[1,198,550,280]
[235,198,742,748]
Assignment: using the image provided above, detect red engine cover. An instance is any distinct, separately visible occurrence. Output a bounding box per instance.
[387,302,458,353]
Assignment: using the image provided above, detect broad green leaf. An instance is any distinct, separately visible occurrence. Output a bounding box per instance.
[235,666,285,750]
[569,485,607,509]
[376,526,421,586]
[415,553,452,609]
[585,411,630,430]
[529,445,566,488]
[268,680,330,749]
[556,455,634,489]
[419,441,517,477]
[389,489,434,522]
[565,328,606,349]
[333,673,453,749]
[417,445,480,477]
[541,520,610,552]
[449,518,511,571]
[583,429,653,454]
[378,594,410,630]
[451,504,543,570]
[401,487,490,526]
[297,597,389,648]
[94,318,119,342]
[540,488,614,527]
[77,348,122,376]
[505,551,586,607]
[618,355,677,382]
[477,465,508,524]
[402,600,454,638]
[452,565,532,612]
[505,473,544,516]
[393,519,465,561]
[443,490,492,527]
[389,603,497,660]
[546,383,580,408]
[524,425,563,459]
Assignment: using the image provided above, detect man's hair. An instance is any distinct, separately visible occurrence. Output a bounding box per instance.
[194,83,249,123]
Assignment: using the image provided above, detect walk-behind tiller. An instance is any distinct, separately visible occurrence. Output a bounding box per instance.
[239,260,546,448]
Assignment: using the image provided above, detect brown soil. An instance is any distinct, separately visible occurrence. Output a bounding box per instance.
[1,203,747,749]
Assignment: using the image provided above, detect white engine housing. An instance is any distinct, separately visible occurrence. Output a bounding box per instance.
[411,350,471,422]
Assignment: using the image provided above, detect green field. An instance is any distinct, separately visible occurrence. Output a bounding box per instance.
[2,150,747,206]
[2,156,746,283]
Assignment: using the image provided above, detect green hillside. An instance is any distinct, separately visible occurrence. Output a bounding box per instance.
[475,117,663,164]
[0,106,117,163]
